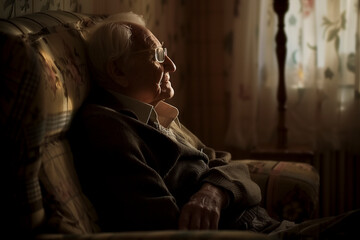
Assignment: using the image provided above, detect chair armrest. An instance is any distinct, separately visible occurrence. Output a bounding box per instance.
[240,160,319,223]
[35,230,272,240]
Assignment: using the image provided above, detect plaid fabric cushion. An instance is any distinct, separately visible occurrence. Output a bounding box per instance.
[31,22,98,233]
[1,33,46,235]
[0,11,102,236]
[40,139,99,233]
[242,160,320,223]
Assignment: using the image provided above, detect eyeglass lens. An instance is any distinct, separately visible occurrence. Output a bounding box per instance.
[155,48,167,63]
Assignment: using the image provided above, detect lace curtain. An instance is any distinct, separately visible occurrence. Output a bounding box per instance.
[225,0,360,153]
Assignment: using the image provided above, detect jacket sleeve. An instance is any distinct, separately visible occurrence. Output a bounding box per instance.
[201,161,262,207]
[170,121,262,208]
[71,105,180,231]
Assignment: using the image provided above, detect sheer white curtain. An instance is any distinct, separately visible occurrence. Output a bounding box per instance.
[226,0,360,153]
[285,0,359,151]
[225,0,279,150]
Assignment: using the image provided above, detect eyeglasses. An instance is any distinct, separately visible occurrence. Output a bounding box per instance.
[131,47,168,63]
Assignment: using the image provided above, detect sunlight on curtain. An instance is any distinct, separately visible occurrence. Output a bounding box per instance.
[285,0,360,217]
[226,0,360,152]
[225,0,279,150]
[285,0,360,151]
[226,0,360,217]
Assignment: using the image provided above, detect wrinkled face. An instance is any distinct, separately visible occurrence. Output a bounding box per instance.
[121,24,177,106]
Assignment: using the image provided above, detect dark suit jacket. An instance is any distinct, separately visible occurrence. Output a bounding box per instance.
[69,88,261,231]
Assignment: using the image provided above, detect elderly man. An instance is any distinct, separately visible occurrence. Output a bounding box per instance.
[70,12,359,239]
[70,12,276,232]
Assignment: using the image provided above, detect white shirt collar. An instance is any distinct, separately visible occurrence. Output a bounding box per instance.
[108,90,179,128]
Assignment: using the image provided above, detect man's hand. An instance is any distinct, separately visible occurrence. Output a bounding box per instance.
[178,183,229,230]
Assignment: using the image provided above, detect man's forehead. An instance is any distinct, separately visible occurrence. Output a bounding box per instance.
[127,23,160,49]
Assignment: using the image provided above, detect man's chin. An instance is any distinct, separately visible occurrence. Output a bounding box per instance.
[157,88,174,102]
[163,88,175,100]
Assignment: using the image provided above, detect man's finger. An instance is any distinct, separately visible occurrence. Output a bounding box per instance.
[178,209,190,230]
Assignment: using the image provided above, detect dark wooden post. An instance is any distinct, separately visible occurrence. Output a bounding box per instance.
[273,0,289,149]
[248,0,313,164]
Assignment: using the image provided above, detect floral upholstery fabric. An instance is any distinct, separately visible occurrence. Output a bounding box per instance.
[0,10,319,240]
[1,32,46,233]
[0,11,103,235]
[242,160,320,223]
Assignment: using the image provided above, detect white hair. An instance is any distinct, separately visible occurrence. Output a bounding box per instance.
[86,12,146,84]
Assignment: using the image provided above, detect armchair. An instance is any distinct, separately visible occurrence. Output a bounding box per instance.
[0,10,319,240]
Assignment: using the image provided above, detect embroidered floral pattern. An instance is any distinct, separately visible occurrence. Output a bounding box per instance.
[38,50,61,96]
[302,0,314,17]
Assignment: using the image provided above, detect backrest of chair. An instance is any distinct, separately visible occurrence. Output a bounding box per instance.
[0,11,104,235]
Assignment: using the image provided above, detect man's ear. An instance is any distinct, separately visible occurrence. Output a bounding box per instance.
[107,60,129,87]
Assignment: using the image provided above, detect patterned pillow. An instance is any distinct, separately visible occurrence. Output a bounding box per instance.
[242,159,320,223]
[40,140,99,233]
[0,12,102,235]
[32,23,99,233]
[1,33,46,235]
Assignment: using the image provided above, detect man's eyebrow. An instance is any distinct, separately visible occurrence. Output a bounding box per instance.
[149,42,164,49]
[153,42,164,49]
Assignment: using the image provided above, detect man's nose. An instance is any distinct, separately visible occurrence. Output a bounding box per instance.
[164,55,176,72]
